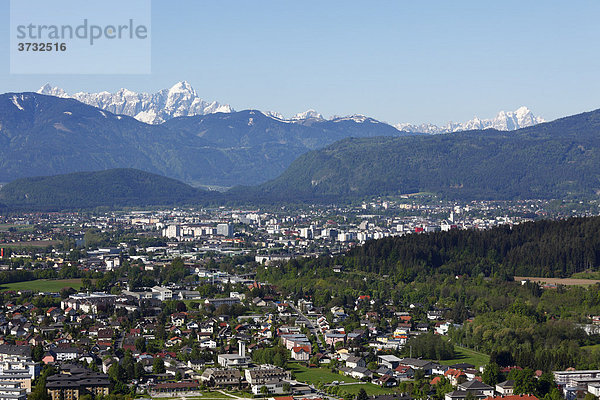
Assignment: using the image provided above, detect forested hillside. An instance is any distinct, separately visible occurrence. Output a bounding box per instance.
[345,217,600,279]
[248,108,600,202]
[0,168,211,210]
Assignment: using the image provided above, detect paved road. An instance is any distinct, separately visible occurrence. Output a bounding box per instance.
[217,390,246,399]
[289,303,324,351]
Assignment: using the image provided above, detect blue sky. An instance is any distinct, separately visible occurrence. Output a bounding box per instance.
[1,0,599,125]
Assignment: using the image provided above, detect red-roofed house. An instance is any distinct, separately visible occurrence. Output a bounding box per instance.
[291,346,311,361]
[445,368,467,385]
[431,376,442,386]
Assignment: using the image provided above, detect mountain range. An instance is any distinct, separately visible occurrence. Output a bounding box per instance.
[1,105,600,209]
[38,81,234,125]
[0,92,403,187]
[244,108,600,202]
[395,106,545,134]
[38,81,544,131]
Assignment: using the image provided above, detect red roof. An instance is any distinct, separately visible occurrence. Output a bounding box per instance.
[500,366,523,373]
[430,376,442,385]
[292,346,311,353]
[445,368,466,378]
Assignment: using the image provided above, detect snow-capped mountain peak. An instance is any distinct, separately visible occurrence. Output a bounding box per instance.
[263,111,285,120]
[395,106,545,134]
[34,82,545,134]
[38,84,68,98]
[36,81,234,124]
[292,109,324,120]
[168,80,195,95]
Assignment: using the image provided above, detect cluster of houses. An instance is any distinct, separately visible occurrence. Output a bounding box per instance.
[0,254,578,400]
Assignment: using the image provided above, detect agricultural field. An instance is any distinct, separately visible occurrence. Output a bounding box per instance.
[0,240,61,248]
[515,276,600,286]
[0,224,34,232]
[0,278,84,292]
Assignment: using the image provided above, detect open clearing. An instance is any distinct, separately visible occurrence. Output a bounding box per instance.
[289,364,395,395]
[439,345,490,368]
[290,364,358,384]
[0,224,34,232]
[515,276,600,286]
[0,240,60,248]
[0,278,83,292]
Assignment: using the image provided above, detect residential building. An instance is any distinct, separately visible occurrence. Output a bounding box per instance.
[200,368,242,387]
[0,381,26,400]
[45,366,110,400]
[378,355,402,369]
[496,380,515,395]
[291,346,310,361]
[457,380,494,397]
[151,286,173,301]
[245,366,291,385]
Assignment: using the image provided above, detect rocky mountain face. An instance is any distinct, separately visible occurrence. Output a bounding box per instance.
[37,81,234,124]
[395,106,545,133]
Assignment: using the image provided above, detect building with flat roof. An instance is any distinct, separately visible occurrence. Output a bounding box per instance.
[151,286,173,301]
[0,381,26,400]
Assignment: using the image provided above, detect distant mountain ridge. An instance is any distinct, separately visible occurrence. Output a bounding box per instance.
[0,92,404,187]
[240,108,600,202]
[1,106,599,210]
[37,82,544,132]
[38,81,234,124]
[395,106,545,133]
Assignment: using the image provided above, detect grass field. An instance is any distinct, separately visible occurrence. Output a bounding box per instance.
[572,272,600,280]
[0,224,34,232]
[0,278,84,292]
[582,344,600,352]
[439,345,490,368]
[290,364,396,396]
[290,364,358,384]
[337,383,396,395]
[0,240,61,248]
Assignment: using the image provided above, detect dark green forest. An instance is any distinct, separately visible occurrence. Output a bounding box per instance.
[345,217,600,278]
[248,108,600,202]
[0,168,212,210]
